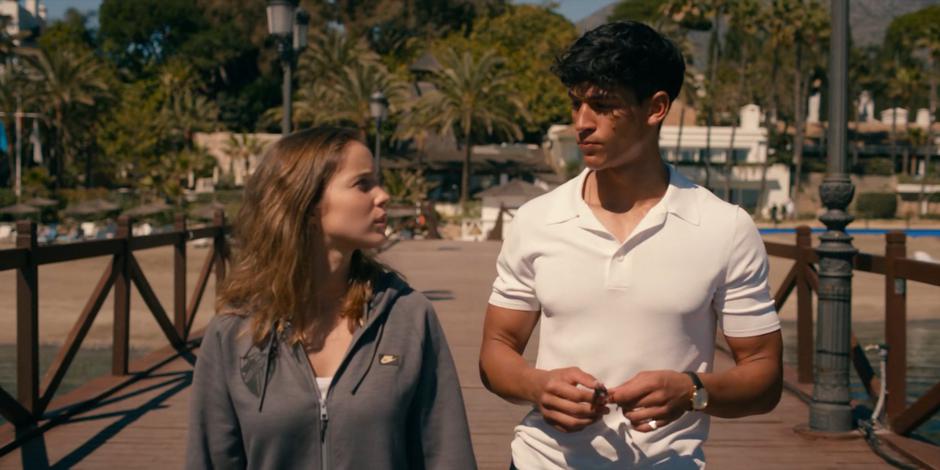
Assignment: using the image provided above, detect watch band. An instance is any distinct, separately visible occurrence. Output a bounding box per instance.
[684,371,704,390]
[683,371,704,410]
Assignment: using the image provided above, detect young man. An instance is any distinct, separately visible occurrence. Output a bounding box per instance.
[479,22,783,469]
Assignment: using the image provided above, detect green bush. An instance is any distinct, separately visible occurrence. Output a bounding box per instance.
[0,189,15,207]
[858,158,894,175]
[855,192,897,219]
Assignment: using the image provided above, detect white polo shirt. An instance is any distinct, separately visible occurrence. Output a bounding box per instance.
[489,165,780,469]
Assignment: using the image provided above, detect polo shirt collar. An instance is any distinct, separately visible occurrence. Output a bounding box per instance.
[544,163,701,226]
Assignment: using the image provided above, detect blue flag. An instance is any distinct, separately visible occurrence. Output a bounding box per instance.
[0,122,7,153]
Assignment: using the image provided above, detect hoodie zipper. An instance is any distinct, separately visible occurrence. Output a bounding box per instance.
[299,299,382,469]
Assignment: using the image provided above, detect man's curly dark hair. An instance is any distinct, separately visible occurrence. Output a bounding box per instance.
[552,21,685,103]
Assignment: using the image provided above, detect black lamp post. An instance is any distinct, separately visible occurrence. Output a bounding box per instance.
[809,0,857,433]
[266,0,309,135]
[369,91,388,177]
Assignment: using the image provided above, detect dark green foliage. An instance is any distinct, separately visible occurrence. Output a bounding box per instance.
[856,192,898,219]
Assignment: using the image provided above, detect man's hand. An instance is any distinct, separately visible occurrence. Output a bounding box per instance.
[607,370,693,433]
[528,367,608,433]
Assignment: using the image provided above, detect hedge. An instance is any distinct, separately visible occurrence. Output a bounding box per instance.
[855,192,897,219]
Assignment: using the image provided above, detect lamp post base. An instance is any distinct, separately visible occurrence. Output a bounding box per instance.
[794,422,862,441]
[809,401,855,433]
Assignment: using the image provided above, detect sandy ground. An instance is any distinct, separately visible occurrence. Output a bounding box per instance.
[0,234,937,348]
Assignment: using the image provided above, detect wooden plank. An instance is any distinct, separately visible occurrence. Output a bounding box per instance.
[854,252,886,275]
[892,381,940,436]
[764,241,800,259]
[185,247,215,339]
[885,232,908,422]
[188,227,219,240]
[0,386,32,427]
[16,221,38,416]
[795,227,814,384]
[113,217,132,376]
[38,264,117,414]
[128,255,185,350]
[895,258,940,287]
[35,239,122,265]
[0,248,27,271]
[879,431,940,469]
[129,232,180,251]
[174,215,187,340]
[773,262,798,311]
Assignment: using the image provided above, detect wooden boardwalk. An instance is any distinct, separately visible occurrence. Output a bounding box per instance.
[0,240,899,469]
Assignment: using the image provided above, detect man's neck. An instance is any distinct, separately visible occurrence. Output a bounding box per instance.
[586,151,669,214]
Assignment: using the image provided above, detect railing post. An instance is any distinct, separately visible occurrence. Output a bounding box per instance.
[884,231,907,423]
[15,220,39,416]
[174,214,187,340]
[112,216,132,376]
[213,209,227,292]
[796,225,813,384]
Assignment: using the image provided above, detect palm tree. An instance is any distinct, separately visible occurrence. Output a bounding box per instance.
[722,0,760,204]
[224,133,263,183]
[412,48,527,208]
[912,26,939,214]
[786,0,828,214]
[266,29,408,136]
[26,46,110,189]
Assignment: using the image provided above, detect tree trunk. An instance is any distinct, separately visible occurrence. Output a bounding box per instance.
[725,117,738,203]
[791,40,805,212]
[703,6,722,192]
[674,105,686,165]
[891,98,898,173]
[756,47,782,217]
[918,54,936,216]
[459,124,472,211]
[725,60,747,204]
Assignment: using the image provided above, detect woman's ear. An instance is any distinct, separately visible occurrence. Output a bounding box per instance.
[647,91,671,126]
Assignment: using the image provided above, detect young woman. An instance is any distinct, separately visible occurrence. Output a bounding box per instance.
[186,127,476,469]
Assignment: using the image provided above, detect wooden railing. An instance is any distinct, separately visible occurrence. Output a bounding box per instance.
[765,226,940,437]
[0,211,229,432]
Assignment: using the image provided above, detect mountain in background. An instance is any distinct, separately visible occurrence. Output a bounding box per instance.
[576,0,940,49]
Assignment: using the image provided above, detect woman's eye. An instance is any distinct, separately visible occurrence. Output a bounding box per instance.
[356,179,374,191]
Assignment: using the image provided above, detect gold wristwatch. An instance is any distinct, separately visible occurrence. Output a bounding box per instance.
[684,371,708,411]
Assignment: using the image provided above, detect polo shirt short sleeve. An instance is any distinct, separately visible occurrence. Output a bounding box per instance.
[713,207,780,337]
[489,209,541,312]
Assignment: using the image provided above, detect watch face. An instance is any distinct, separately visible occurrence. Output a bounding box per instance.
[692,389,709,410]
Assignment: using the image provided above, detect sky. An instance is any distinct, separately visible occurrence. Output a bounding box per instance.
[44,0,615,24]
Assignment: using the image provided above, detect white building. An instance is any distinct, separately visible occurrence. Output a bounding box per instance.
[546,103,791,217]
[659,104,790,217]
[1,0,45,44]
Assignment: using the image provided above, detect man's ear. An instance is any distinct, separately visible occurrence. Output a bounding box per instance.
[646,91,671,127]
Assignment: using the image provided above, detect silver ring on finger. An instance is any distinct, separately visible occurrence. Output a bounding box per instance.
[648,419,659,430]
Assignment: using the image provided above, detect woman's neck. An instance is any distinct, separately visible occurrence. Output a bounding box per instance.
[318,247,352,299]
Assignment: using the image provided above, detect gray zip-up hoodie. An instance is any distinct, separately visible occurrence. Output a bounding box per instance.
[186,272,477,470]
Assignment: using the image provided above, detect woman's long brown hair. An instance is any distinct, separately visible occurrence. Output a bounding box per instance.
[217,127,385,346]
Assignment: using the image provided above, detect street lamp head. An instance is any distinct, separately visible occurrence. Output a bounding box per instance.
[369,91,388,121]
[266,0,298,37]
[293,9,310,50]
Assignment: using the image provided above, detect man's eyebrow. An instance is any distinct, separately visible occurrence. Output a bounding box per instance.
[568,90,617,101]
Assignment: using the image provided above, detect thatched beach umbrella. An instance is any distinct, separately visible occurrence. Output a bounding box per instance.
[0,203,40,216]
[23,197,59,207]
[65,199,120,217]
[123,201,173,217]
